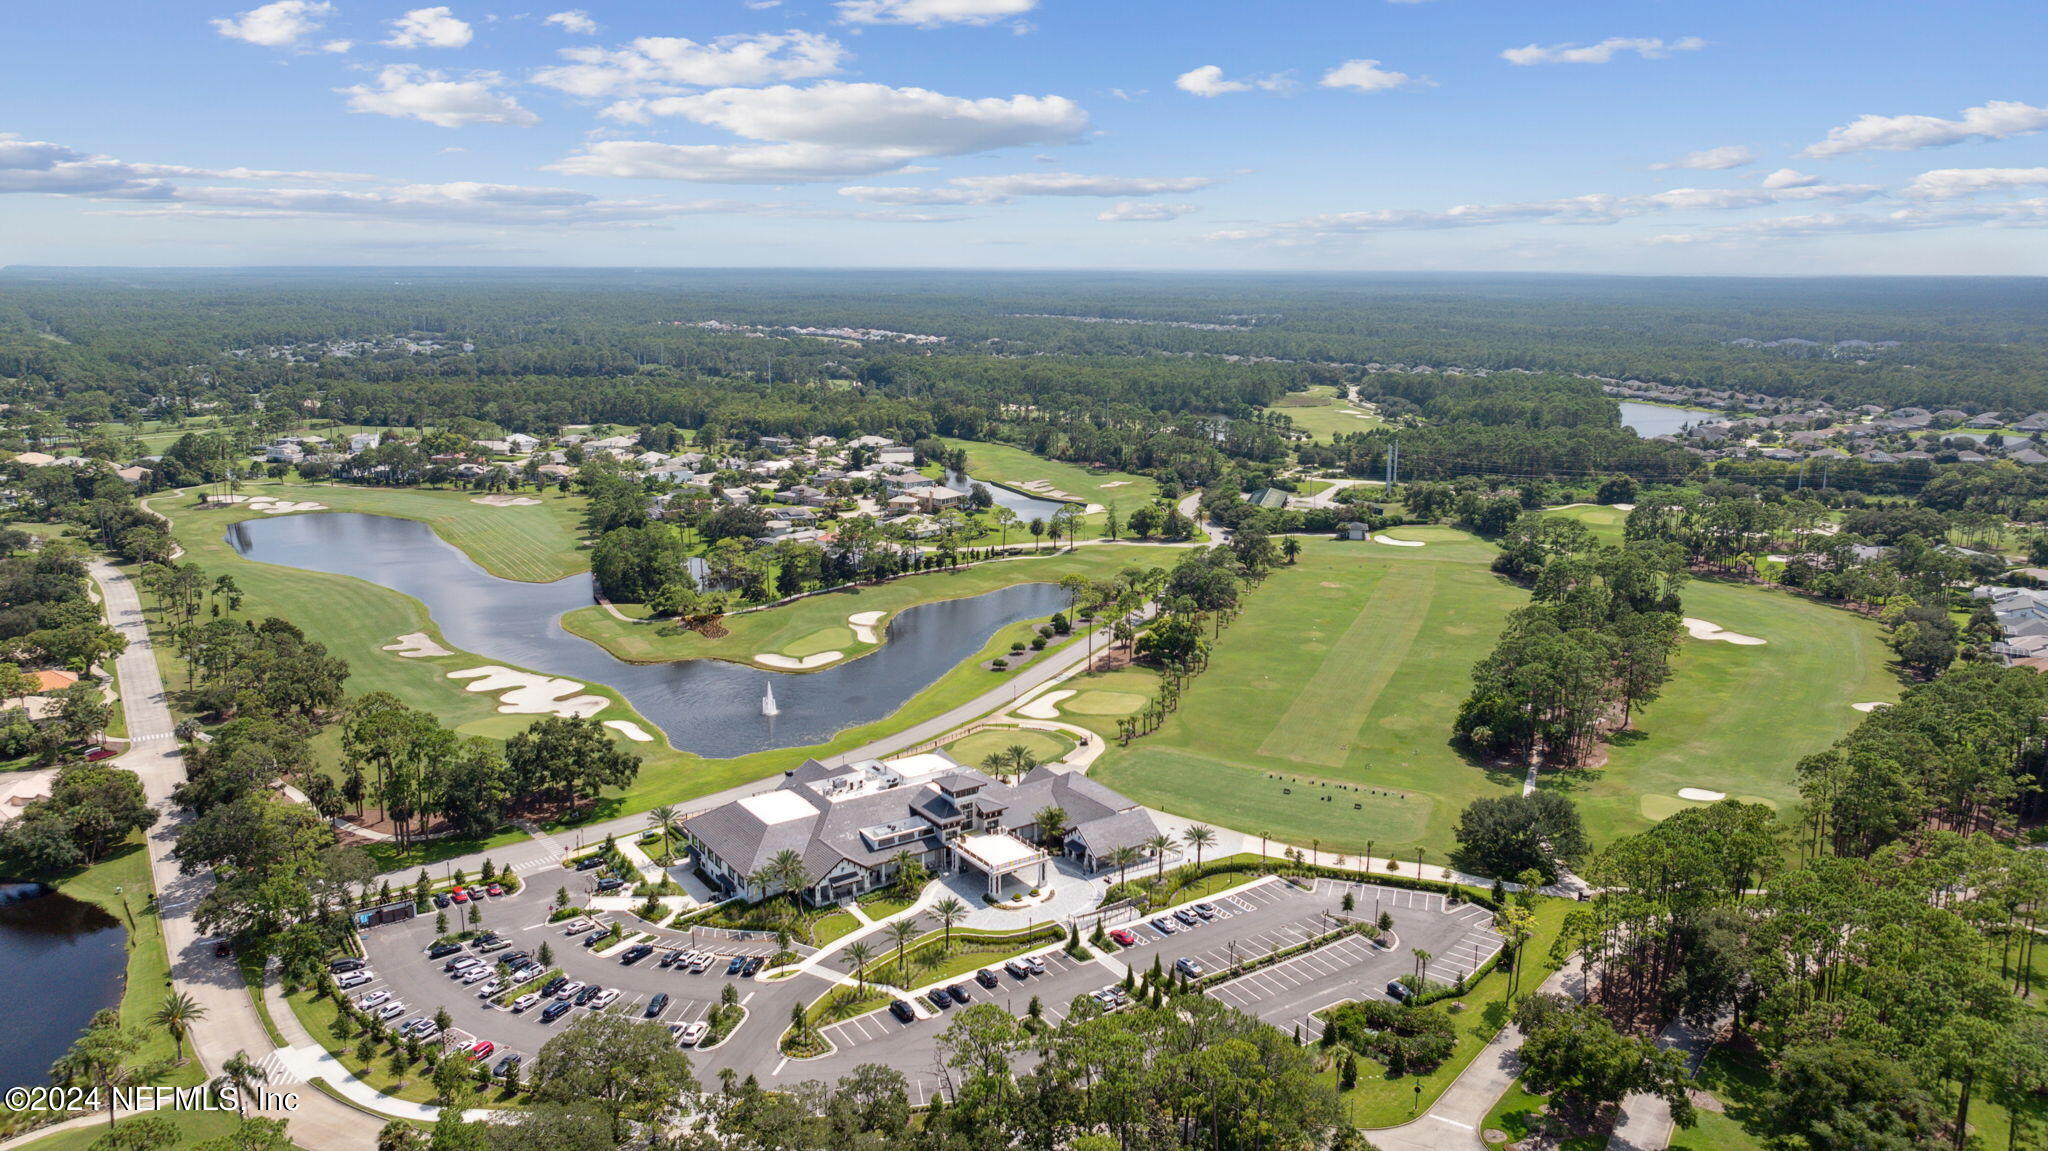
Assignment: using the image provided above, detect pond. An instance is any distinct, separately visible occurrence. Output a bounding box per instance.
[0,882,126,1090]
[943,470,1073,523]
[1618,401,1722,438]
[225,513,1069,759]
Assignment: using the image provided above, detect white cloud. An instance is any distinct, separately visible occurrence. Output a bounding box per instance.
[1099,201,1197,222]
[835,0,1036,27]
[840,171,1218,204]
[341,66,538,127]
[1760,168,1819,189]
[549,140,921,183]
[1802,100,2048,157]
[320,38,353,52]
[1903,167,2048,200]
[745,0,782,8]
[212,0,334,48]
[384,7,474,48]
[1175,64,1290,98]
[1650,145,1755,171]
[1501,36,1706,66]
[544,10,598,34]
[614,82,1089,158]
[1319,59,1429,93]
[532,31,846,100]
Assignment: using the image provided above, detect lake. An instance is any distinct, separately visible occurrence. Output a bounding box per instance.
[1618,401,1721,438]
[0,882,127,1090]
[943,470,1073,523]
[226,513,1069,759]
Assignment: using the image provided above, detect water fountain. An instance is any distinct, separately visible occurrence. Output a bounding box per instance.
[762,681,780,717]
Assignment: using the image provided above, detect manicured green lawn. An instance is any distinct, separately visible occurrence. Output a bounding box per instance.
[1543,503,1630,545]
[944,727,1075,768]
[57,839,204,1086]
[200,479,593,583]
[10,1109,255,1151]
[1269,385,1384,440]
[1092,531,1526,858]
[935,438,1160,527]
[1477,1080,1608,1150]
[1552,578,1902,849]
[561,544,1159,666]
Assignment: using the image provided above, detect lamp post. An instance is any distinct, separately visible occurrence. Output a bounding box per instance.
[113,884,134,930]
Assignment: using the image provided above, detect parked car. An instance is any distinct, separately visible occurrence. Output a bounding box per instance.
[561,918,592,935]
[541,976,569,997]
[486,883,504,897]
[493,1055,522,1079]
[451,889,470,904]
[510,993,541,1013]
[426,942,462,959]
[1025,954,1046,974]
[474,979,503,998]
[1109,928,1137,947]
[214,940,233,958]
[475,936,510,953]
[329,957,366,973]
[645,992,670,1018]
[978,968,1001,988]
[461,967,492,984]
[413,1024,440,1043]
[556,980,586,1000]
[589,989,620,1010]
[620,945,654,965]
[1002,960,1029,979]
[358,991,390,1009]
[689,953,713,973]
[399,1016,429,1036]
[337,971,374,989]
[677,1021,709,1047]
[444,956,482,973]
[742,956,765,976]
[1194,903,1218,919]
[467,1041,495,1062]
[1176,957,1206,978]
[582,931,607,949]
[508,964,543,983]
[659,949,682,969]
[595,877,625,892]
[1174,909,1199,926]
[540,1000,572,1023]
[433,893,451,909]
[725,956,745,975]
[575,855,606,870]
[378,1002,407,1020]
[574,984,603,1006]
[890,999,917,1024]
[1150,917,1177,934]
[946,983,972,1005]
[1386,980,1411,1002]
[927,989,952,1011]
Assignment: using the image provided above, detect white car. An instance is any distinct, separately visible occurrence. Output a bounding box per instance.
[510,993,541,1013]
[337,971,374,989]
[589,988,620,1010]
[378,1001,406,1020]
[461,967,492,984]
[358,991,391,1009]
[475,979,503,998]
[562,918,592,935]
[556,980,587,1000]
[413,1024,440,1042]
[688,953,712,973]
[675,1021,708,1047]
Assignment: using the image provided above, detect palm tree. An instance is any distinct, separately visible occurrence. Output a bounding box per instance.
[1183,825,1216,870]
[842,942,874,994]
[151,989,207,1065]
[930,897,968,951]
[220,1049,265,1118]
[1004,744,1037,779]
[1146,833,1178,881]
[1109,845,1141,887]
[647,805,679,862]
[1414,949,1432,985]
[1282,537,1302,564]
[1033,806,1068,847]
[883,917,921,984]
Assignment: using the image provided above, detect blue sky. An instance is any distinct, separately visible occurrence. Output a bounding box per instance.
[3,0,2046,271]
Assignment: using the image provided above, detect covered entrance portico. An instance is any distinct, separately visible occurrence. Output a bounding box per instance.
[951,833,1049,897]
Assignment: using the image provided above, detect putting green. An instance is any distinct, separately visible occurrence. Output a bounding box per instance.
[784,626,856,658]
[1060,690,1151,716]
[945,728,1076,767]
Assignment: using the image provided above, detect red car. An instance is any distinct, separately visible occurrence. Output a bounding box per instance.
[85,746,118,762]
[486,884,504,897]
[451,889,470,904]
[467,1041,495,1062]
[1109,928,1137,947]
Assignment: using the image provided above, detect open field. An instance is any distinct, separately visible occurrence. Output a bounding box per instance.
[1093,529,1898,857]
[1092,530,1525,857]
[1543,503,1631,545]
[562,544,1169,666]
[935,437,1160,519]
[943,726,1074,767]
[1271,385,1384,440]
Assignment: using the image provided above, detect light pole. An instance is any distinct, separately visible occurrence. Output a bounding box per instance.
[113,884,134,930]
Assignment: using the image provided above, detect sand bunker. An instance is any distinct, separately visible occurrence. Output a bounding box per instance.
[383,632,452,659]
[1851,701,1893,713]
[848,611,884,644]
[1016,689,1075,720]
[1373,535,1427,548]
[1100,481,1131,489]
[447,666,608,718]
[757,652,842,670]
[1683,618,1766,645]
[472,494,542,507]
[603,720,654,743]
[1611,503,1636,512]
[1678,787,1727,802]
[243,496,327,514]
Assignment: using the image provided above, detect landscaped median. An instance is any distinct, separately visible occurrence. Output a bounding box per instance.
[780,921,1068,1057]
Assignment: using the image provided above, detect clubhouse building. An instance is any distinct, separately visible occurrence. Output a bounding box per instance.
[680,751,1174,904]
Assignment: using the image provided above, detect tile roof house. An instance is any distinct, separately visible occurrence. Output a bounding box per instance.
[679,752,1166,904]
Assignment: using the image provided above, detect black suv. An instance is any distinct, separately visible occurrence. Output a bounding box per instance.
[426,942,462,959]
[645,992,670,1018]
[541,1000,572,1023]
[620,945,655,965]
[889,999,917,1024]
[575,984,603,1006]
[329,957,366,973]
[541,976,569,997]
[975,968,999,989]
[575,855,606,871]
[595,877,626,892]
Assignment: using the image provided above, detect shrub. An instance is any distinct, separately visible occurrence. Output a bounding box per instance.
[1325,999,1457,1073]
